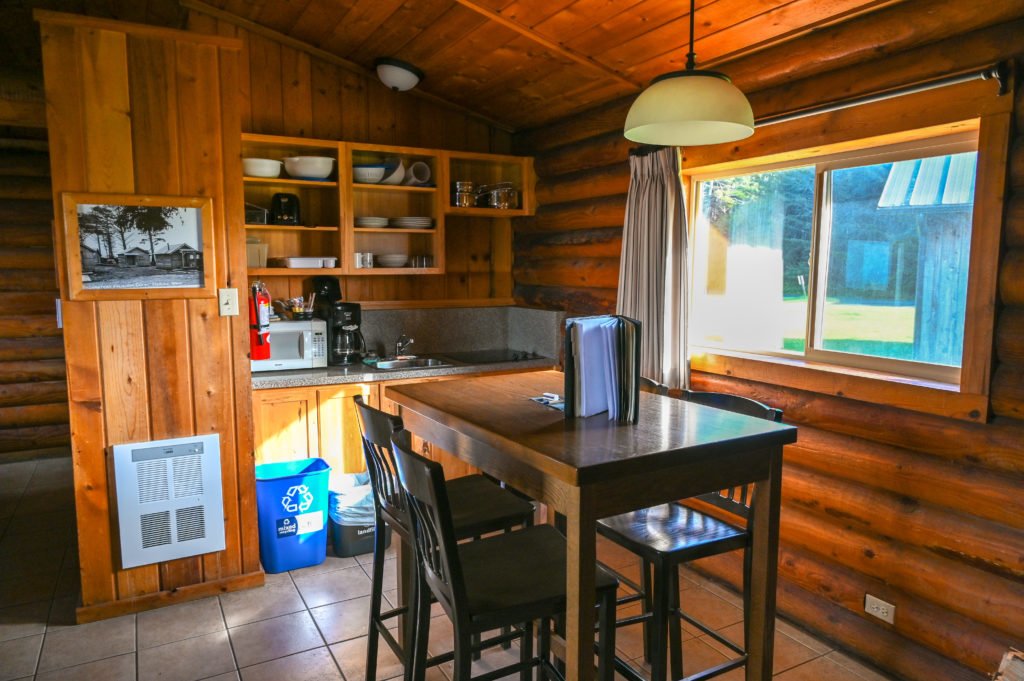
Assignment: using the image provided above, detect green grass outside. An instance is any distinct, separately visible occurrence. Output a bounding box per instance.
[781,298,916,360]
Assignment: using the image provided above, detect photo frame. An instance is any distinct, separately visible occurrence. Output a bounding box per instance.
[61,192,216,301]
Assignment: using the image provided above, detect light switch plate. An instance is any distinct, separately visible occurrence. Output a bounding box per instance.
[218,288,239,316]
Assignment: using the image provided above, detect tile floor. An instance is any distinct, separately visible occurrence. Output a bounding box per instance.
[0,457,899,681]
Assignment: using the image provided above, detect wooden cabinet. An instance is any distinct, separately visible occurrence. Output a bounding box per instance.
[316,384,378,473]
[253,383,377,474]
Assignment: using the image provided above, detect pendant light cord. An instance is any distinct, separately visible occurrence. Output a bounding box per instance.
[685,0,697,71]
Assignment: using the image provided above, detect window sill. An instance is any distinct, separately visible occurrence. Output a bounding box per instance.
[689,349,988,423]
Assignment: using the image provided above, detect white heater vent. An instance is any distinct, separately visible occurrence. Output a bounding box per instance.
[113,434,225,569]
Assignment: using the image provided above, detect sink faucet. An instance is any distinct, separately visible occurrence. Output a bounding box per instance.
[395,334,415,357]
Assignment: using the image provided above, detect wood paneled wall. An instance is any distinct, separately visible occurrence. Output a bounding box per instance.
[0,146,69,462]
[513,20,1024,681]
[38,13,262,622]
[187,9,516,306]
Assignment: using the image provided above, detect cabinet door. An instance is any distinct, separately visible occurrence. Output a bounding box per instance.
[317,384,379,474]
[379,377,478,480]
[253,388,319,464]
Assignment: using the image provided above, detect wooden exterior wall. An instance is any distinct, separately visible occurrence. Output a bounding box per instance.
[0,146,69,462]
[38,13,262,622]
[512,20,1024,681]
[186,9,516,307]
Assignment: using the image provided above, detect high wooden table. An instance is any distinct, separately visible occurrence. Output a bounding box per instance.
[385,371,797,681]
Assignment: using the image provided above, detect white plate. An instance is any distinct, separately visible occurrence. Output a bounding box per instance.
[356,217,389,227]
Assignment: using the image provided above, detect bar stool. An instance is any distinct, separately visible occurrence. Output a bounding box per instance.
[596,388,784,681]
[391,431,619,681]
[353,396,535,681]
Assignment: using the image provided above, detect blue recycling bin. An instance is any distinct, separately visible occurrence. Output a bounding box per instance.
[255,458,331,573]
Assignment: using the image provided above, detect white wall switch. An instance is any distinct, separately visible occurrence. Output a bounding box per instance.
[218,288,239,316]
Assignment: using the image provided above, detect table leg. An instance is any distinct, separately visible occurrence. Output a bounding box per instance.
[745,447,783,681]
[564,486,597,681]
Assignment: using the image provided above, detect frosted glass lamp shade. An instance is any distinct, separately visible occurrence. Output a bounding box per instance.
[624,70,755,146]
[375,58,423,92]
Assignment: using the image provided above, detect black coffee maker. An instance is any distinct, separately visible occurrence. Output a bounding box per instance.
[327,302,365,366]
[311,276,342,321]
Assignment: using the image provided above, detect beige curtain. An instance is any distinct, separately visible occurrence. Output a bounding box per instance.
[616,146,689,389]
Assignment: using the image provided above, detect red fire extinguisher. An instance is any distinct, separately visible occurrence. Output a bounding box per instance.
[249,281,271,360]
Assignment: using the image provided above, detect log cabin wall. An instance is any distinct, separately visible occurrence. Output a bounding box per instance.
[186,8,517,306]
[0,142,70,462]
[513,21,1024,681]
[37,12,262,622]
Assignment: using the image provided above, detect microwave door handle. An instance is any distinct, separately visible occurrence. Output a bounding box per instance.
[298,330,309,358]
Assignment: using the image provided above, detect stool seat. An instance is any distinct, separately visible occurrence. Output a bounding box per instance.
[447,474,535,539]
[460,524,618,629]
[598,503,747,561]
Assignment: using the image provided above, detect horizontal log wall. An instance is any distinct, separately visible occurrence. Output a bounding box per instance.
[187,11,516,306]
[513,15,1024,681]
[0,147,68,462]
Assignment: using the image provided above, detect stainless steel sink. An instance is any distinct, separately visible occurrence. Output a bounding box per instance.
[375,357,452,370]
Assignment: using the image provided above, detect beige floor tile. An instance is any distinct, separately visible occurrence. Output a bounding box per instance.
[776,618,833,656]
[0,547,65,580]
[625,637,738,681]
[358,557,398,592]
[596,535,642,569]
[354,545,395,566]
[239,646,343,681]
[293,564,372,609]
[46,595,79,631]
[701,623,822,675]
[137,596,225,649]
[36,613,135,673]
[678,587,744,636]
[824,651,898,681]
[775,655,884,681]
[309,595,376,644]
[203,673,240,681]
[34,652,136,681]
[229,610,324,668]
[0,571,57,608]
[330,635,404,681]
[138,629,235,681]
[290,554,360,578]
[220,572,305,628]
[0,599,49,643]
[0,632,42,681]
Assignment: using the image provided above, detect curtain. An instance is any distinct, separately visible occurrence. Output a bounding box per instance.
[615,146,689,390]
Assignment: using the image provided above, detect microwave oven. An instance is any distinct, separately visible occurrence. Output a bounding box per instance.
[251,319,328,372]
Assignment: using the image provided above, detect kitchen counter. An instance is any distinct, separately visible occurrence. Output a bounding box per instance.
[251,356,557,390]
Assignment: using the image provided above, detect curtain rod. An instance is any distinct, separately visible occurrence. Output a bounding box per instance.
[756,62,1008,128]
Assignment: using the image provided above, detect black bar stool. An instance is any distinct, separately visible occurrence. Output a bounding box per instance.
[391,431,619,681]
[596,387,784,681]
[353,395,536,681]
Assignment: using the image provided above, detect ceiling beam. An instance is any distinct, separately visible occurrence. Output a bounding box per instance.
[180,0,516,132]
[452,0,640,91]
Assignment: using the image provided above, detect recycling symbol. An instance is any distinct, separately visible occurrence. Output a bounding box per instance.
[281,485,314,513]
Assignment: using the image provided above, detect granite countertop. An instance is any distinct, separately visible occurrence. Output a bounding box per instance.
[251,356,557,390]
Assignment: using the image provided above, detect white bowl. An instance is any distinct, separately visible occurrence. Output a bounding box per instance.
[380,160,405,185]
[283,156,335,180]
[376,254,408,268]
[353,166,386,184]
[243,158,282,178]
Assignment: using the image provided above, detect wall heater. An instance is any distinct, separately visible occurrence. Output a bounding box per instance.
[112,434,226,569]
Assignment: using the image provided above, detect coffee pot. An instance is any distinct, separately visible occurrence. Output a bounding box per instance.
[328,302,365,366]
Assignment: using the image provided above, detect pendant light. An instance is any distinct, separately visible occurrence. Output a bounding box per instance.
[624,0,754,146]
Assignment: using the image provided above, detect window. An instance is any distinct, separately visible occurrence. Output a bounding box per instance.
[689,133,978,384]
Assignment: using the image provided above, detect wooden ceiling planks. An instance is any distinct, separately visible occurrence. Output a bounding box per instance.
[180,0,1024,130]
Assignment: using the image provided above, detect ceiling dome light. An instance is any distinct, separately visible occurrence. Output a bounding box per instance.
[624,0,753,146]
[375,57,424,92]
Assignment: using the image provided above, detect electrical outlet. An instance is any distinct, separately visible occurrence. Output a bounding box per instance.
[865,594,895,624]
[218,288,239,316]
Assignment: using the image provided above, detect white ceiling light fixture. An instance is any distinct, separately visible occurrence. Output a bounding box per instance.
[624,0,754,146]
[375,57,424,92]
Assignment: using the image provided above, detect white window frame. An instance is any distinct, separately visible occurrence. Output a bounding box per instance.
[689,131,979,386]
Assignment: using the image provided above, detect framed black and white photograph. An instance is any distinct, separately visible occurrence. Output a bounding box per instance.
[61,193,216,300]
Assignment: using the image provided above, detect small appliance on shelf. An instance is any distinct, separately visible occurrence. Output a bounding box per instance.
[271,193,300,225]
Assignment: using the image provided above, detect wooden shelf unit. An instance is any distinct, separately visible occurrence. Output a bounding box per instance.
[242,134,534,309]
